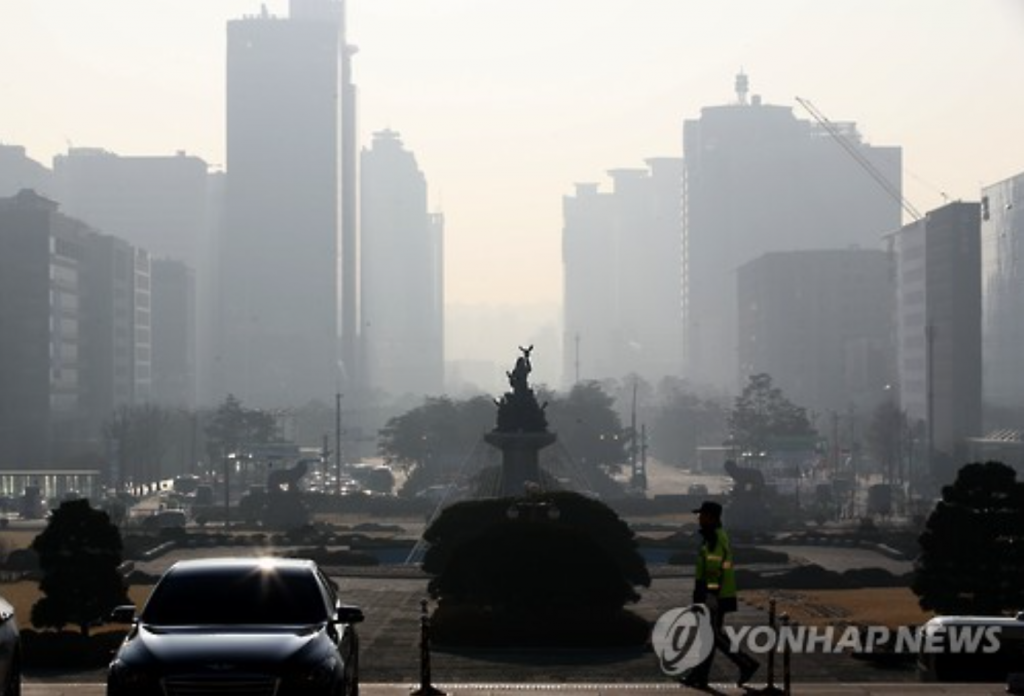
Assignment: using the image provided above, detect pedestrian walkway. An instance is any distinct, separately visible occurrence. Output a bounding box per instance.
[22,681,1012,695]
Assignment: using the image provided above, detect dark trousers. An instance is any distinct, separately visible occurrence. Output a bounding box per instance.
[688,604,757,683]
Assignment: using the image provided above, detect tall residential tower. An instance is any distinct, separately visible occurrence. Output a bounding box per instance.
[562,159,684,385]
[223,0,356,407]
[892,201,982,485]
[980,172,1024,422]
[683,75,903,391]
[359,130,444,399]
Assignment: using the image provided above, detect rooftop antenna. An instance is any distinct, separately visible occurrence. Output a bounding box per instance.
[735,71,749,105]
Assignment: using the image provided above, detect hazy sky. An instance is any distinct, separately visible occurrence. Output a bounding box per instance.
[2,0,1023,312]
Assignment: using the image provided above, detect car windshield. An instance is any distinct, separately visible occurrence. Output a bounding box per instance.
[141,565,329,626]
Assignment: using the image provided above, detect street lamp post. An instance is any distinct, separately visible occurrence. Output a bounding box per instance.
[223,452,232,529]
[335,392,343,496]
[925,323,936,490]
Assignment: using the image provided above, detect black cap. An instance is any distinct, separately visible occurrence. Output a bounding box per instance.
[693,500,722,517]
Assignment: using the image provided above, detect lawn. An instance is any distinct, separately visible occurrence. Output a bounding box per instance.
[745,587,934,630]
[0,580,153,632]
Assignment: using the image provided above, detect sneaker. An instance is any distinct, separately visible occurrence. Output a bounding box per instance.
[737,658,760,687]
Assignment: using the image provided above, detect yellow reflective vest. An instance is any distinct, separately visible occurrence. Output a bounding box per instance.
[696,527,737,601]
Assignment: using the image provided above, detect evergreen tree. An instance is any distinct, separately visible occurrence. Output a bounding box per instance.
[204,394,279,460]
[31,499,129,635]
[728,373,815,453]
[913,461,1024,615]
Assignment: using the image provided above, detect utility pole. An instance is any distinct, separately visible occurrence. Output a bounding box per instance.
[831,410,841,471]
[335,392,343,496]
[223,451,231,529]
[574,333,580,385]
[925,324,936,490]
[629,381,640,489]
[321,434,331,489]
[630,381,638,471]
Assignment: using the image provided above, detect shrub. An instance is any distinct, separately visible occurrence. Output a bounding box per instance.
[423,491,649,614]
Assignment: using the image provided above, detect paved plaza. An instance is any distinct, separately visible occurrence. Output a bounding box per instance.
[20,548,1017,694]
[22,682,1014,695]
[27,565,930,688]
[340,573,924,686]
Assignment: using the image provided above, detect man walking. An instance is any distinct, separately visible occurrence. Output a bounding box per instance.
[682,500,759,689]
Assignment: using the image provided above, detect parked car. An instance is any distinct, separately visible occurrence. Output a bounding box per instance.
[0,594,21,696]
[917,613,1024,683]
[107,557,363,696]
[141,509,188,531]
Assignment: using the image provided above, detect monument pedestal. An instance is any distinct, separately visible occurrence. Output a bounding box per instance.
[484,431,557,497]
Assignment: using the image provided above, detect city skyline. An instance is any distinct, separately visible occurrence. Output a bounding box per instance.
[2,0,1022,318]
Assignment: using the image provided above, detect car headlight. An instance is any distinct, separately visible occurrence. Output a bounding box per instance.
[108,658,157,692]
[290,655,339,689]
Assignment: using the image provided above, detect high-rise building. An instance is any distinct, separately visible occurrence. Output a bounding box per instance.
[562,159,684,386]
[737,249,893,417]
[683,74,903,391]
[892,202,982,485]
[151,259,197,409]
[0,145,53,197]
[980,172,1024,420]
[0,190,163,476]
[224,0,355,407]
[78,235,152,433]
[359,130,444,399]
[53,148,210,268]
[52,148,210,407]
[0,191,88,467]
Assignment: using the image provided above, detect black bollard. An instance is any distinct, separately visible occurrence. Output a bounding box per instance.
[411,598,446,696]
[761,598,784,695]
[781,613,791,696]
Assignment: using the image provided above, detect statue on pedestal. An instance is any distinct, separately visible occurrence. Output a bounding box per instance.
[494,345,548,433]
[724,459,771,530]
[486,346,556,496]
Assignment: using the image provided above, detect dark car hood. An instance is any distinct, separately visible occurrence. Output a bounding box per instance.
[123,624,324,669]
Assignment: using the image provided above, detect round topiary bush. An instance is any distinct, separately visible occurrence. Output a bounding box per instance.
[421,490,650,645]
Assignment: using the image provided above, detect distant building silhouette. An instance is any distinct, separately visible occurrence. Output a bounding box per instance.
[359,130,444,399]
[890,201,982,484]
[51,147,210,408]
[0,145,52,197]
[151,259,197,410]
[79,235,153,434]
[737,248,893,417]
[683,74,903,392]
[223,0,355,407]
[980,172,1024,421]
[562,159,684,385]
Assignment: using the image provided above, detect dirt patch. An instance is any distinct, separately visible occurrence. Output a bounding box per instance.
[745,587,933,629]
[0,530,38,553]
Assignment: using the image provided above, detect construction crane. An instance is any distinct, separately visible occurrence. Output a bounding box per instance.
[795,96,923,222]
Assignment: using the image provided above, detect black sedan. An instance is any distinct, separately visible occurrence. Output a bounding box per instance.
[107,557,363,696]
[0,594,21,696]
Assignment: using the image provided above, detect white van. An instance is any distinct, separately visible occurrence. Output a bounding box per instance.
[917,613,1024,683]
